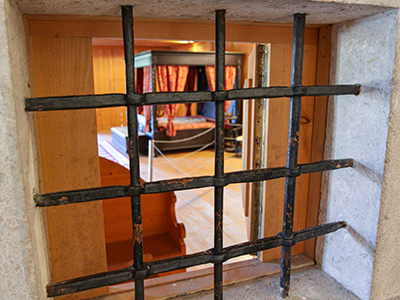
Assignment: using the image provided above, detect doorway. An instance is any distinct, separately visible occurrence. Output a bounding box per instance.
[92,38,258,270]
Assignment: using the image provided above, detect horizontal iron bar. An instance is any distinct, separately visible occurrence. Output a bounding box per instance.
[47,266,133,297]
[25,93,126,111]
[35,159,353,207]
[148,221,346,275]
[34,185,130,207]
[46,221,346,297]
[25,85,360,111]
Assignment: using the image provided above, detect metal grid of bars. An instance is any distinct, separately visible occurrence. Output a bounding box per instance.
[25,6,360,299]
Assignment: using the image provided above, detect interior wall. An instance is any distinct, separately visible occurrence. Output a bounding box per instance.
[93,45,127,132]
[318,10,399,300]
[0,0,47,298]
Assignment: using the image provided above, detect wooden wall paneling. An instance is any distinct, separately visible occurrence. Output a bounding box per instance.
[30,35,108,299]
[261,38,319,261]
[92,45,127,132]
[25,15,318,46]
[304,25,332,259]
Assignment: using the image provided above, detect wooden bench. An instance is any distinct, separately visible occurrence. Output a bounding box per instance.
[99,157,186,273]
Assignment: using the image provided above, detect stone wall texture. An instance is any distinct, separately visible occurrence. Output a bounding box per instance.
[370,7,400,300]
[318,9,399,300]
[0,0,48,299]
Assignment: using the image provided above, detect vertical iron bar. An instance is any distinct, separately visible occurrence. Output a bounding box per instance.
[214,9,225,300]
[280,13,306,298]
[121,6,145,300]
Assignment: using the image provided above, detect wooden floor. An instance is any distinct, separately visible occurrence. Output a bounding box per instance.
[98,133,248,257]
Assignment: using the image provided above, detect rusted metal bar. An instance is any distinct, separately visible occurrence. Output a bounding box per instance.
[148,222,345,275]
[280,13,306,298]
[25,84,360,111]
[214,9,226,300]
[121,6,145,300]
[34,159,353,206]
[46,222,346,297]
[47,266,134,297]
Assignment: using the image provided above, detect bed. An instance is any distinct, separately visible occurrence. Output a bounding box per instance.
[111,50,243,154]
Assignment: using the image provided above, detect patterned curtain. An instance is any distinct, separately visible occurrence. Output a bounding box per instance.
[156,65,189,136]
[205,65,237,113]
[135,68,143,114]
[184,66,198,116]
[142,66,152,132]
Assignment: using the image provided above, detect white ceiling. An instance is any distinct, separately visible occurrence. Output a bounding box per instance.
[15,0,395,24]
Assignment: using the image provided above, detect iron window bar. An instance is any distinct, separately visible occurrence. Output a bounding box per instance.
[25,6,361,300]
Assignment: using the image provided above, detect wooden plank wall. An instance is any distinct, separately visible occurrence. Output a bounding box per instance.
[260,27,330,261]
[29,35,108,298]
[260,40,317,261]
[92,45,127,132]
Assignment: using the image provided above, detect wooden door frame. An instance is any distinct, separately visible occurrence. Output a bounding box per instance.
[26,14,330,298]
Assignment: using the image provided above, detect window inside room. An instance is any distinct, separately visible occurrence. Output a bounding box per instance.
[25,9,350,299]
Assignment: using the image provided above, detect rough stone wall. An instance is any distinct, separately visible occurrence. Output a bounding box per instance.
[0,0,48,299]
[370,8,400,300]
[314,0,399,8]
[318,10,399,300]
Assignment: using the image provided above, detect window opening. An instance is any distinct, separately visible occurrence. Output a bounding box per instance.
[26,6,360,299]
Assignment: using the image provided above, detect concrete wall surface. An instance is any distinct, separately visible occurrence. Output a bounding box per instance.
[0,0,47,299]
[318,9,399,300]
[370,7,400,300]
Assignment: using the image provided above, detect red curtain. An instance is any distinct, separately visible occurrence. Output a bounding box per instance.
[142,66,152,132]
[136,68,143,114]
[135,68,143,94]
[184,66,198,116]
[205,66,237,113]
[135,66,152,131]
[156,65,189,136]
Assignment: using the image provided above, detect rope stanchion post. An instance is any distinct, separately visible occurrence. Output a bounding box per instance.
[148,139,154,182]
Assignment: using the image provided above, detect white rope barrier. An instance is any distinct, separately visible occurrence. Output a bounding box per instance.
[153,126,215,144]
[167,140,215,162]
[151,142,240,199]
[152,143,193,177]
